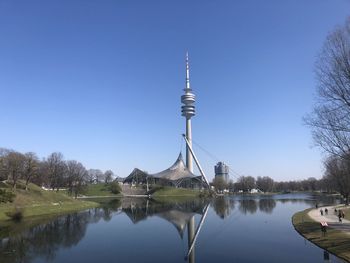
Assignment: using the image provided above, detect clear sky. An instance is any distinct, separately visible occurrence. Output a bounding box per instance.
[0,0,349,181]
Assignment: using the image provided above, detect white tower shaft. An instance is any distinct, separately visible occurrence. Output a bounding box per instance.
[181,52,196,173]
[186,118,193,172]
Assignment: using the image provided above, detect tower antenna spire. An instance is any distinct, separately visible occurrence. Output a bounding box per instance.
[186,51,191,91]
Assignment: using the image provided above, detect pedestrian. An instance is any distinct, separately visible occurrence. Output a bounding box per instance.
[321,224,326,236]
[320,209,324,216]
[338,210,342,222]
[325,208,328,215]
[342,210,345,219]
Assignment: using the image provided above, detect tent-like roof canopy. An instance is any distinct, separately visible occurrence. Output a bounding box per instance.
[149,153,199,181]
[123,153,204,185]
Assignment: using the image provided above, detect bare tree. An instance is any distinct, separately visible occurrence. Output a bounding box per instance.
[236,176,256,193]
[23,152,39,190]
[305,18,350,157]
[6,151,26,190]
[302,177,318,191]
[66,160,88,198]
[104,170,114,184]
[31,161,46,186]
[0,148,11,181]
[45,152,66,191]
[324,154,350,204]
[212,177,228,193]
[87,169,104,183]
[256,176,274,193]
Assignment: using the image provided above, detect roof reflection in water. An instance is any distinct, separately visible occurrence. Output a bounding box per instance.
[121,198,209,238]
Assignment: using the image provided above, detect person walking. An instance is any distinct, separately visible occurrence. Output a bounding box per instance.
[325,208,328,215]
[338,210,342,222]
[320,209,324,216]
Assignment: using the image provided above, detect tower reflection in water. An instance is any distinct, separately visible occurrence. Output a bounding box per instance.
[187,216,195,263]
[121,198,209,263]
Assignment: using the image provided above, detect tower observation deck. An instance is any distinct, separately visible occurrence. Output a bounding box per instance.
[181,52,196,173]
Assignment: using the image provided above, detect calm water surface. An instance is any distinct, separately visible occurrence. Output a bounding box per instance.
[0,193,344,263]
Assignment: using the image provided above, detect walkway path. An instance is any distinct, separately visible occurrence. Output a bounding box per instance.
[308,205,350,234]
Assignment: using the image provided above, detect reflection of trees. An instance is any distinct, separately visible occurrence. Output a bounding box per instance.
[258,199,276,214]
[239,199,257,214]
[0,198,210,262]
[212,197,235,219]
[87,199,121,224]
[0,207,117,263]
[279,199,303,204]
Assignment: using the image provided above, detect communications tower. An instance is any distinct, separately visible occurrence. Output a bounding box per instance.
[181,52,196,172]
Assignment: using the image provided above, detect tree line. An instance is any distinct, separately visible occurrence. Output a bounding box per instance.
[212,175,328,193]
[0,148,115,198]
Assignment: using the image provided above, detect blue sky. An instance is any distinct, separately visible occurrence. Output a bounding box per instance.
[0,0,349,181]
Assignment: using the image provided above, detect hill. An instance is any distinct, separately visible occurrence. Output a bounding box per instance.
[0,181,98,222]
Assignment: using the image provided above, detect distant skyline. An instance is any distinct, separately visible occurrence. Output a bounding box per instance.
[0,1,349,181]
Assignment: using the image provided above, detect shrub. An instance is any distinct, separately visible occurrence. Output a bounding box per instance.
[0,189,16,203]
[109,182,121,194]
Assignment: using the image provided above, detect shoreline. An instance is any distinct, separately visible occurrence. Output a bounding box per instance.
[0,200,100,238]
[292,206,350,262]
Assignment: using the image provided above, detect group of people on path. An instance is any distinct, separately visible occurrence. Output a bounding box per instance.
[319,208,328,216]
[320,208,328,216]
[334,208,345,222]
[319,206,346,222]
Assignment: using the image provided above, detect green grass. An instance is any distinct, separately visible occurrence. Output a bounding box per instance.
[151,186,201,197]
[0,181,99,222]
[292,208,350,262]
[83,183,121,197]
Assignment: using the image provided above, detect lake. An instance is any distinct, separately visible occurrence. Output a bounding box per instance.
[0,193,344,263]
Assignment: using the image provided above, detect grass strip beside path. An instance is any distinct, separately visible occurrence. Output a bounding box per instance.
[292,209,350,262]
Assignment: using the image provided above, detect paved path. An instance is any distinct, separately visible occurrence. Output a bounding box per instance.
[308,205,350,234]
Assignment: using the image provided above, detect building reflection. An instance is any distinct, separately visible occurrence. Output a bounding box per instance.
[120,198,209,263]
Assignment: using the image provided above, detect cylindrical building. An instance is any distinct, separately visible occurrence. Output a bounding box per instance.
[214,162,230,182]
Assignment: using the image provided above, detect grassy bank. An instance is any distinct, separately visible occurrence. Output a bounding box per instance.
[82,183,121,197]
[0,181,99,222]
[292,209,350,262]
